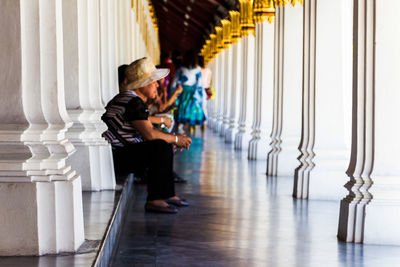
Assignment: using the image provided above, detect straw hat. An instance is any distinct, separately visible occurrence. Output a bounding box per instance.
[124,57,169,90]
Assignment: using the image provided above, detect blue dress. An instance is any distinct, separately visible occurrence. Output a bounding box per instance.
[171,66,206,125]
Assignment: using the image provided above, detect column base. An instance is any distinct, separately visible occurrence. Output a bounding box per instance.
[208,117,217,130]
[220,121,230,137]
[234,128,252,151]
[0,176,84,255]
[338,198,362,243]
[294,167,349,200]
[270,144,299,176]
[214,119,223,134]
[338,176,400,245]
[248,135,270,160]
[99,145,116,190]
[224,125,238,144]
[67,144,115,191]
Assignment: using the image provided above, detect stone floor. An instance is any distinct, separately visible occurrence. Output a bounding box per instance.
[112,130,400,267]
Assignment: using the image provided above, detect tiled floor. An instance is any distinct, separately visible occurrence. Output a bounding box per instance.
[112,130,400,267]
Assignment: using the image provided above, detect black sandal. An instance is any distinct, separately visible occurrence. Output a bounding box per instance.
[173,171,187,183]
[144,202,178,213]
[166,198,189,207]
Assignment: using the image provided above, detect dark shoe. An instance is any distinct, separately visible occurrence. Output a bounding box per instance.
[144,202,178,213]
[166,198,189,207]
[173,171,187,183]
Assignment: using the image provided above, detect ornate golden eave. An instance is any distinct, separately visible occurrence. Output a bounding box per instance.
[198,0,302,61]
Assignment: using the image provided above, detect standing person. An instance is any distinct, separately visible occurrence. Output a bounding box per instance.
[171,50,206,135]
[161,51,176,94]
[199,56,212,100]
[102,57,192,213]
[199,56,212,132]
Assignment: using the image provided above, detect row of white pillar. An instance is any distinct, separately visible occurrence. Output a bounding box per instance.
[207,0,400,245]
[0,0,150,256]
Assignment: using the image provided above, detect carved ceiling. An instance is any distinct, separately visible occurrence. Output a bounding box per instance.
[151,0,238,55]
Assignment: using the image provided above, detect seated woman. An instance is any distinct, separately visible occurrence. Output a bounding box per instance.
[119,64,178,132]
[147,78,183,133]
[102,57,192,213]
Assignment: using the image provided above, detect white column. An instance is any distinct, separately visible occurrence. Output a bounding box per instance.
[117,0,128,65]
[267,4,303,176]
[234,34,255,151]
[225,41,242,143]
[38,0,84,253]
[248,20,274,160]
[207,59,214,129]
[339,0,400,245]
[212,53,220,132]
[125,0,133,61]
[221,46,233,137]
[215,50,226,134]
[108,0,118,94]
[133,6,140,60]
[0,0,84,255]
[267,6,284,173]
[293,0,352,199]
[64,0,116,192]
[207,60,217,129]
[100,0,118,104]
[89,0,116,191]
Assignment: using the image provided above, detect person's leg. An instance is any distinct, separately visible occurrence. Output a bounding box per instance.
[144,140,175,200]
[114,141,185,211]
[143,140,188,206]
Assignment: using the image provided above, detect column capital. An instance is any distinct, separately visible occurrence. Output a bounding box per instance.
[221,19,232,49]
[205,39,212,64]
[230,10,241,43]
[215,26,224,52]
[254,0,276,24]
[290,0,303,6]
[239,0,255,36]
[275,0,290,6]
[210,33,217,57]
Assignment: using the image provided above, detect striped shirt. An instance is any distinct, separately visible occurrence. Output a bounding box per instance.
[102,91,149,147]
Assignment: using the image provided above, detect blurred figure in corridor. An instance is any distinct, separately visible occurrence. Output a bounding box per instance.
[199,56,213,132]
[171,50,206,135]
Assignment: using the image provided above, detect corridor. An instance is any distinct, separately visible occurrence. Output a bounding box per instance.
[112,131,400,267]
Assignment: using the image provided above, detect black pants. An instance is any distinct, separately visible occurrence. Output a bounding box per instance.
[112,140,175,201]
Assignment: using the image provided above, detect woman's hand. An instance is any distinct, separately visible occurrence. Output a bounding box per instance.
[162,116,173,128]
[175,134,192,150]
[175,85,183,95]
